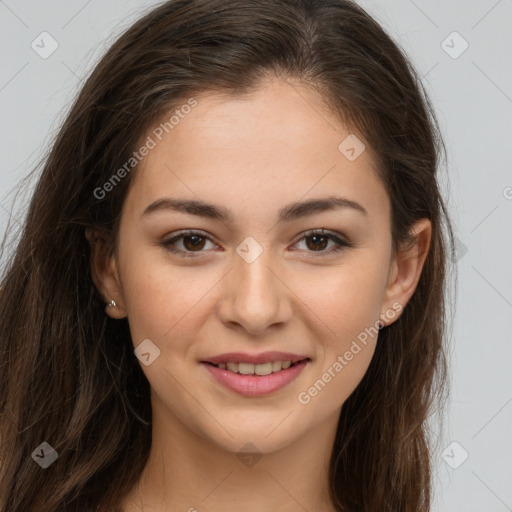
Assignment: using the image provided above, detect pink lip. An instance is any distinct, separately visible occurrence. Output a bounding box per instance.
[202,351,309,365]
[201,359,309,397]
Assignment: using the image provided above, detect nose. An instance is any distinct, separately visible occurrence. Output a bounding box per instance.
[216,246,293,335]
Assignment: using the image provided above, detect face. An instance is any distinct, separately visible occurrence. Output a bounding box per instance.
[98,77,410,455]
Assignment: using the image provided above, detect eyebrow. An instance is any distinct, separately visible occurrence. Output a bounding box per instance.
[141,195,368,222]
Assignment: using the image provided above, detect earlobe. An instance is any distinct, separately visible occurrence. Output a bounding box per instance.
[85,228,127,319]
[380,218,431,327]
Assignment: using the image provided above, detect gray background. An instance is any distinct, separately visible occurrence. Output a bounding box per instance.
[1,1,511,511]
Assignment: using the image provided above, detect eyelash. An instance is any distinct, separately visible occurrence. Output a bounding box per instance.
[161,229,353,258]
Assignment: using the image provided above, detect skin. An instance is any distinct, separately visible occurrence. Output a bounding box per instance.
[88,76,431,512]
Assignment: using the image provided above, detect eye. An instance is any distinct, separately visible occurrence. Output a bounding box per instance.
[161,228,353,258]
[161,230,219,257]
[291,229,353,256]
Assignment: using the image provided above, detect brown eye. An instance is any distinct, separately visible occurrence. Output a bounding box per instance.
[162,230,218,257]
[292,229,353,256]
[304,234,329,251]
[182,235,207,251]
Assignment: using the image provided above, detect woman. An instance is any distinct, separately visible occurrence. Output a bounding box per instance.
[0,0,456,510]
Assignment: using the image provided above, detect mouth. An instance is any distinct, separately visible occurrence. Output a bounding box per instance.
[200,357,311,397]
[202,359,310,376]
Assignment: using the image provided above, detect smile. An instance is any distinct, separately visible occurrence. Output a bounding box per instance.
[201,359,310,397]
[207,360,301,375]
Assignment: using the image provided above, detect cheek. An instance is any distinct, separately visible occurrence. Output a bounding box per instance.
[300,345,376,413]
[290,258,386,410]
[295,268,381,411]
[119,248,214,344]
[292,258,387,342]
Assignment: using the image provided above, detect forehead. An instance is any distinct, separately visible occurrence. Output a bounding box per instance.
[124,78,389,226]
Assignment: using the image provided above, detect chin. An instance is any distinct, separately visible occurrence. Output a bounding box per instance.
[200,419,303,455]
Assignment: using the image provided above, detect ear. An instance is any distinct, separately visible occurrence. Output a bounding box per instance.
[85,228,127,319]
[380,218,431,327]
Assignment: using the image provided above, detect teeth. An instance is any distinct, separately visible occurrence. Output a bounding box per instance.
[213,360,297,375]
[238,363,254,375]
[226,362,238,372]
[255,362,272,375]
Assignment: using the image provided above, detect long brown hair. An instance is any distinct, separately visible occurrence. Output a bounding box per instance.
[0,1,456,510]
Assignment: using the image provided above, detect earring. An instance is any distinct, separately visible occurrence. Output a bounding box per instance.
[378,320,384,329]
[106,300,117,308]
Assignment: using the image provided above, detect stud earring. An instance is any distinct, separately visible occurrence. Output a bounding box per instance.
[106,300,117,308]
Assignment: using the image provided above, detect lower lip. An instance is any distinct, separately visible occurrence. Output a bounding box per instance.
[201,360,309,397]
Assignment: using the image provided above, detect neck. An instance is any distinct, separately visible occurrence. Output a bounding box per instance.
[120,400,341,512]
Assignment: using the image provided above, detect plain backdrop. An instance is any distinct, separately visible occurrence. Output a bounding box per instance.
[1,1,511,511]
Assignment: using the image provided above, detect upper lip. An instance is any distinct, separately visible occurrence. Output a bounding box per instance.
[202,351,310,365]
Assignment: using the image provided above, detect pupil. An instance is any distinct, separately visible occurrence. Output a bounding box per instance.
[184,235,205,251]
[308,235,327,251]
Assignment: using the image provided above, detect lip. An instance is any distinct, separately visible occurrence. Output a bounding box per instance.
[201,359,310,397]
[201,351,309,365]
